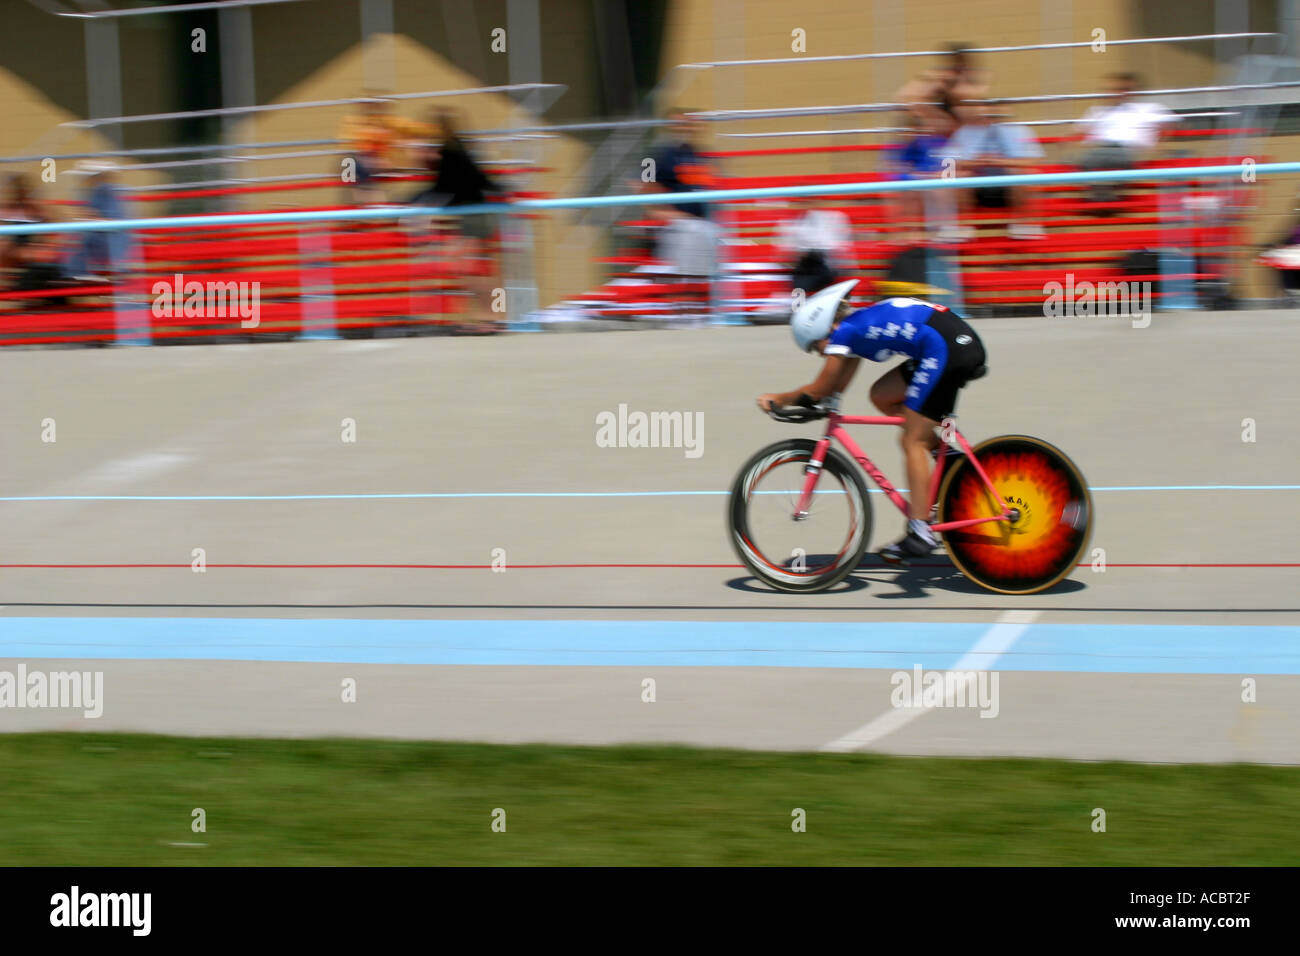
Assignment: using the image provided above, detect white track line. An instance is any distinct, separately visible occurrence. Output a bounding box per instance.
[819,609,1040,753]
[75,452,193,486]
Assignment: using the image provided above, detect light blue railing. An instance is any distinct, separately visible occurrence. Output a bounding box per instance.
[3,162,1294,236]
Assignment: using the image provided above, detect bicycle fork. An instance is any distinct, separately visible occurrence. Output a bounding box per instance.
[791,438,830,520]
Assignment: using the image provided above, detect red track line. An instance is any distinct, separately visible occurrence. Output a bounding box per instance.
[0,562,737,569]
[1,562,1299,570]
[1098,563,1300,568]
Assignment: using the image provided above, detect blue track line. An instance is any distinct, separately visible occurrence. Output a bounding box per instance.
[0,618,1296,674]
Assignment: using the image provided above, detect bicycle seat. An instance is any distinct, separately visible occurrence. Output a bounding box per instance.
[967,364,988,381]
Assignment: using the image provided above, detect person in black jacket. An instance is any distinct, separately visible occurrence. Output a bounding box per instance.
[410,110,501,333]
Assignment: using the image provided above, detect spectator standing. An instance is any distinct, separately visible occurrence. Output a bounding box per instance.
[65,161,134,280]
[409,109,502,334]
[900,44,991,130]
[643,108,722,287]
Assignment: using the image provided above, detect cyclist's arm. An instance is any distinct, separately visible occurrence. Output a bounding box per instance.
[760,355,859,409]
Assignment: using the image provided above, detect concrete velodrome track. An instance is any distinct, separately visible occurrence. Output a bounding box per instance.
[1,310,1298,762]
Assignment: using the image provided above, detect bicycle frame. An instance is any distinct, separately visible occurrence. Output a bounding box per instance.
[793,409,1014,533]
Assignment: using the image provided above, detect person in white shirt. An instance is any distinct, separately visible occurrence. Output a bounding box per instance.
[1076,72,1175,210]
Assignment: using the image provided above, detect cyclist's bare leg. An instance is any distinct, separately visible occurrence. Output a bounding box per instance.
[900,407,939,520]
[872,367,940,457]
[869,367,907,415]
[867,371,944,561]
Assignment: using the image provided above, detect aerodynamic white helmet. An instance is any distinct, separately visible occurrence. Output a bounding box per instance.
[790,278,859,353]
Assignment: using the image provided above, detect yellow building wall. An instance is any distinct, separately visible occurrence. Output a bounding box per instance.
[658,0,1296,297]
[2,3,1295,303]
[1,33,599,311]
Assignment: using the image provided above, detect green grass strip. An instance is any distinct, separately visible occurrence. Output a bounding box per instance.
[2,733,1298,866]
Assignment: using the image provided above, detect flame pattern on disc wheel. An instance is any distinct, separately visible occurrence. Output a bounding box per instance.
[937,435,1092,595]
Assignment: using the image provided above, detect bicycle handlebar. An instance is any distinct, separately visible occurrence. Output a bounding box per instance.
[767,404,829,423]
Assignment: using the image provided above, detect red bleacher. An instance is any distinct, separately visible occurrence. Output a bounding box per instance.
[0,128,1258,344]
[574,127,1255,320]
[0,172,525,345]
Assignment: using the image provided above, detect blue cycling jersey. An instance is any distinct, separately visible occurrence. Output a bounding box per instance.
[823,297,947,363]
[823,297,963,416]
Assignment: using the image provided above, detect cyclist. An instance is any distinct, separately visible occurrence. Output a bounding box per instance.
[756,279,987,563]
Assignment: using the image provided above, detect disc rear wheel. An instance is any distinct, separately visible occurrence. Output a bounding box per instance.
[937,435,1092,595]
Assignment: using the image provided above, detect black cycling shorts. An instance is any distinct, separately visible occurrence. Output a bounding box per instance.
[898,308,987,421]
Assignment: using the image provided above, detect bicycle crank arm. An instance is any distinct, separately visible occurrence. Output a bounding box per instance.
[931,512,1015,534]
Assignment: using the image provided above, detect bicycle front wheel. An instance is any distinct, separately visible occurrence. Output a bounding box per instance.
[727,438,872,592]
[937,435,1092,595]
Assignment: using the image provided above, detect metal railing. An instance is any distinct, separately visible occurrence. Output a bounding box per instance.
[60,85,568,131]
[20,83,569,196]
[669,33,1280,73]
[655,32,1283,105]
[0,139,339,165]
[688,80,1300,125]
[9,162,1285,236]
[718,112,1245,139]
[51,0,314,17]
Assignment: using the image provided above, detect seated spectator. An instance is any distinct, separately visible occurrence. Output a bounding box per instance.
[943,105,1045,239]
[338,95,428,205]
[642,108,722,284]
[776,199,852,297]
[0,174,73,303]
[889,108,958,242]
[1076,72,1174,210]
[0,173,46,275]
[64,160,133,280]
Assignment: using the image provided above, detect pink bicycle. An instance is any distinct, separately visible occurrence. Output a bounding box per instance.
[727,397,1093,594]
